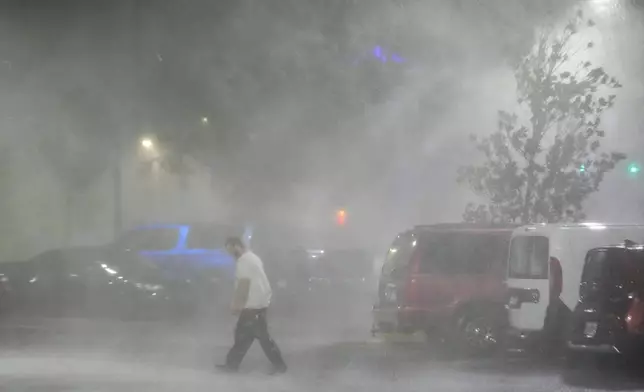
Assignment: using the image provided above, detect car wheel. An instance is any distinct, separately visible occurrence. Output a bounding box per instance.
[456,311,501,356]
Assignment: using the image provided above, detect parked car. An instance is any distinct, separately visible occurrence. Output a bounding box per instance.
[505,223,644,354]
[0,247,197,320]
[567,241,644,358]
[114,223,242,283]
[372,223,514,354]
[0,223,244,319]
[261,248,314,314]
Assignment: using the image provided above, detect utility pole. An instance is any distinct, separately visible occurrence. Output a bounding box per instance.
[113,130,122,238]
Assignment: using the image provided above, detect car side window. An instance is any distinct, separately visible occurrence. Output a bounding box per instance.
[470,234,511,274]
[418,232,511,275]
[418,233,466,274]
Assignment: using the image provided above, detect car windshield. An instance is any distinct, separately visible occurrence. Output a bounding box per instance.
[583,248,644,293]
[382,235,415,277]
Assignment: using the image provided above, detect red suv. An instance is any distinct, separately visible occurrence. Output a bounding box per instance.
[372,223,514,354]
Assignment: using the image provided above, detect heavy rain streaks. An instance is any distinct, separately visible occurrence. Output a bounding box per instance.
[1,0,644,391]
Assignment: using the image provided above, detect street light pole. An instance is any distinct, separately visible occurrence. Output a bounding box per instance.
[113,129,122,238]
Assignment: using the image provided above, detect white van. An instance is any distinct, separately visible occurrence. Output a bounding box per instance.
[506,223,644,348]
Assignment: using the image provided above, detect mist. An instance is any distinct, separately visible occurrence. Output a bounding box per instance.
[2,0,644,390]
[0,0,583,260]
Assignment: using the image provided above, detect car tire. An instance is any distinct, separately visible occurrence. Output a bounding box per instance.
[454,309,502,357]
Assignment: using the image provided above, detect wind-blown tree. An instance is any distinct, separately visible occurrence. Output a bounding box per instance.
[458,11,626,224]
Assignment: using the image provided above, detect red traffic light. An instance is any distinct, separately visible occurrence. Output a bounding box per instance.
[336,209,347,226]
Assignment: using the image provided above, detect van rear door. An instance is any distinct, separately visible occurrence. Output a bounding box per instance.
[507,235,550,331]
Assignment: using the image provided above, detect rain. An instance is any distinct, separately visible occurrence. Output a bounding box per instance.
[1,0,644,390]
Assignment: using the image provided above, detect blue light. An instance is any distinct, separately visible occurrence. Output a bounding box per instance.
[134,224,235,277]
[390,54,405,63]
[350,46,407,66]
[370,46,405,64]
[372,46,386,62]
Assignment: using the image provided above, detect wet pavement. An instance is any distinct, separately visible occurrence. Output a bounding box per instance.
[1,302,644,390]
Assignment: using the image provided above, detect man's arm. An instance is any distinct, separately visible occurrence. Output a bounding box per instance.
[231,278,250,314]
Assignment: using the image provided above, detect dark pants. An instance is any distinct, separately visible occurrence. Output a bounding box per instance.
[226,308,286,369]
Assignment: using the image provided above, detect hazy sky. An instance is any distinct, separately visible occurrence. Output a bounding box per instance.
[1,0,643,258]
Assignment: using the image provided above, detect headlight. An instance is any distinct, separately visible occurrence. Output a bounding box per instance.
[100,263,118,276]
[135,283,164,291]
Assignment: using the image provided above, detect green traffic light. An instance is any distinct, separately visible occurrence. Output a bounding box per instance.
[579,164,586,173]
[628,163,640,174]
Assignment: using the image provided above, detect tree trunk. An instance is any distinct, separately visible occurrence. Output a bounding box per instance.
[522,104,547,224]
[521,152,538,225]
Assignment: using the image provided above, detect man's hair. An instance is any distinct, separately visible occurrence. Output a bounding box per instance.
[225,236,245,248]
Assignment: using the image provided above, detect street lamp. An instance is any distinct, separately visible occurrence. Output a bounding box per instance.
[140,137,154,151]
[201,116,209,125]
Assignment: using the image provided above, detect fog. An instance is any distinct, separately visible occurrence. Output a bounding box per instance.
[3,0,644,389]
[0,0,586,260]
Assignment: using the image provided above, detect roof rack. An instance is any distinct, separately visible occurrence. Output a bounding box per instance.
[413,223,518,230]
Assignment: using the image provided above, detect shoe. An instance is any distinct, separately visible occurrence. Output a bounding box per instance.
[215,364,238,373]
[268,364,287,375]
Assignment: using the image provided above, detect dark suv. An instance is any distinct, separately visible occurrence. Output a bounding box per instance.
[568,242,644,357]
[372,223,514,354]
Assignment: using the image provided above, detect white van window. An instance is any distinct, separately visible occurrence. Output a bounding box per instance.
[508,236,549,279]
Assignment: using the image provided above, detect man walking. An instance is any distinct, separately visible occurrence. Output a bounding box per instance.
[217,237,287,374]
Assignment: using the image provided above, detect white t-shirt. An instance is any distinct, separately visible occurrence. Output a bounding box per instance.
[236,251,272,309]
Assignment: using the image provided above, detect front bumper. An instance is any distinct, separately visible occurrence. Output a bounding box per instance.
[371,305,426,335]
[567,331,644,355]
[567,342,620,353]
[566,311,644,355]
[504,328,543,353]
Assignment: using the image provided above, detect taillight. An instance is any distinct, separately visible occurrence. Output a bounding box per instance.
[549,257,562,299]
[626,295,644,334]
